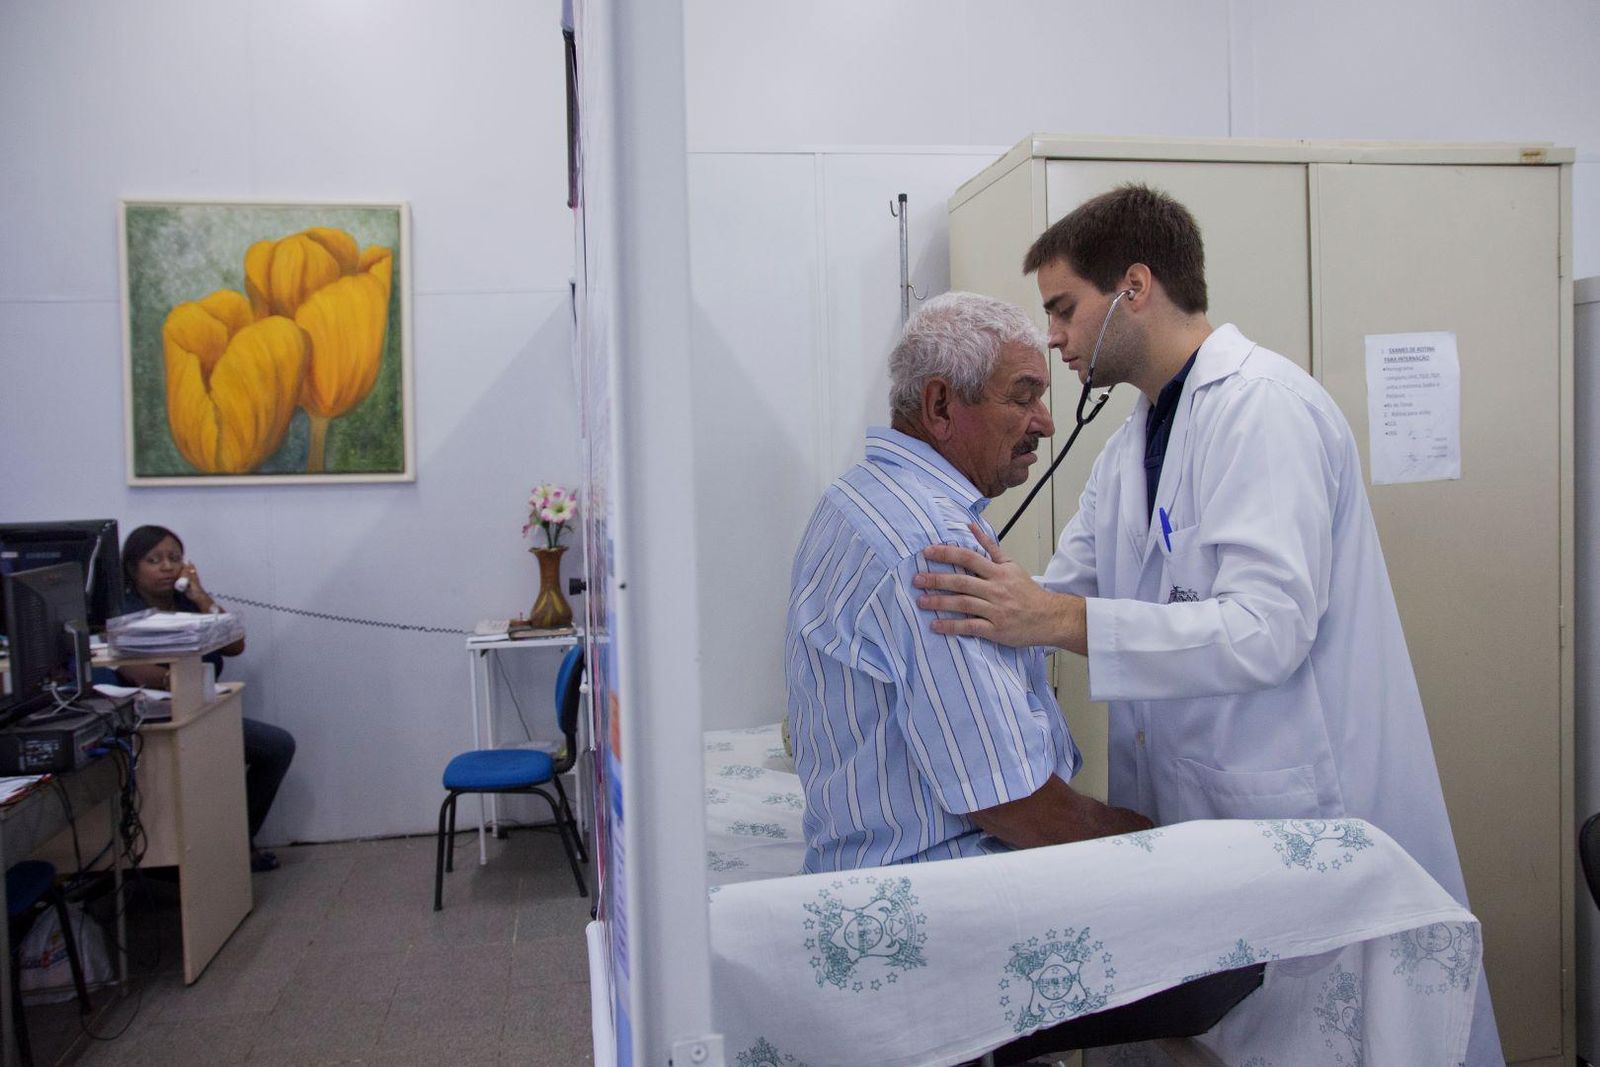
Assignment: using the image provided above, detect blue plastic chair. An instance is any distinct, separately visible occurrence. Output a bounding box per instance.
[8,861,92,1067]
[434,645,589,909]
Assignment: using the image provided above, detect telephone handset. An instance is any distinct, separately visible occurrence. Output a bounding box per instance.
[175,564,191,593]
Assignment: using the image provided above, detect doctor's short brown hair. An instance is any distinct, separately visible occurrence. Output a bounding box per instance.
[1023,184,1209,315]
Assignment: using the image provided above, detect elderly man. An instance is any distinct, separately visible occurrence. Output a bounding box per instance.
[785,291,1148,873]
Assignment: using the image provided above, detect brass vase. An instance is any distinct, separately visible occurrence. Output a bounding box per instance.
[528,545,573,629]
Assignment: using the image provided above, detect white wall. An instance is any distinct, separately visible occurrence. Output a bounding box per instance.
[0,0,581,844]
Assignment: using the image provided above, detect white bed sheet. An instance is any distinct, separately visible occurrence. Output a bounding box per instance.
[703,726,1479,1067]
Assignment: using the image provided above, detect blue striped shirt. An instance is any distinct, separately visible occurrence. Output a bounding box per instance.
[785,427,1081,872]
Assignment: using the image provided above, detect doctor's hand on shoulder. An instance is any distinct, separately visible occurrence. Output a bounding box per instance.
[916,524,1088,655]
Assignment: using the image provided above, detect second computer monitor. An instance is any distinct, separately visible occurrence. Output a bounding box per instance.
[2,562,91,726]
[0,519,120,635]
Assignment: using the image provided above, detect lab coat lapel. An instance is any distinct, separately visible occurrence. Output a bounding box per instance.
[1118,397,1153,564]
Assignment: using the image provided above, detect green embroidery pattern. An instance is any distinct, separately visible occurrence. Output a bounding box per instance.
[730,820,788,839]
[1313,966,1364,1066]
[706,740,735,753]
[734,1037,805,1066]
[999,927,1114,1033]
[707,850,748,872]
[803,875,928,991]
[1111,828,1164,852]
[1389,922,1479,994]
[705,787,731,805]
[720,764,765,781]
[763,792,804,811]
[1259,819,1374,871]
[1182,938,1279,982]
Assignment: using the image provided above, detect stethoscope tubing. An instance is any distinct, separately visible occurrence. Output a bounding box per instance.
[997,290,1129,542]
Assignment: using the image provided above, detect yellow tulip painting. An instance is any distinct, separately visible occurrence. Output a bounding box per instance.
[121,201,412,485]
[244,230,395,471]
[162,291,308,473]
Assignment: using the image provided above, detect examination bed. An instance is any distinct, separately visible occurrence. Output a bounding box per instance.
[703,724,1480,1067]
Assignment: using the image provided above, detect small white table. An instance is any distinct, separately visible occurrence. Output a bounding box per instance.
[463,629,584,865]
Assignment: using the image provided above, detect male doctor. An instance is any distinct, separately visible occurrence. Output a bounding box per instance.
[913,184,1502,1064]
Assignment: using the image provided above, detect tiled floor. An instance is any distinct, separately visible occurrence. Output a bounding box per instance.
[19,828,594,1066]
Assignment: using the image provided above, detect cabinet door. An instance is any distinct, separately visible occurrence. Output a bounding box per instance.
[1313,162,1564,1064]
[1043,160,1311,798]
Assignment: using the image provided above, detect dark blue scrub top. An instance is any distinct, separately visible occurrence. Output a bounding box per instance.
[1144,351,1198,523]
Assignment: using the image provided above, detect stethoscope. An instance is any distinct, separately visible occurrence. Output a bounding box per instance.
[998,288,1134,541]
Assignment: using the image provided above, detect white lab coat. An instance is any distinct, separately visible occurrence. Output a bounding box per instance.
[1041,323,1502,1065]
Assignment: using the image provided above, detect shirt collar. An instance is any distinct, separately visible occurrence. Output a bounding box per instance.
[864,427,989,514]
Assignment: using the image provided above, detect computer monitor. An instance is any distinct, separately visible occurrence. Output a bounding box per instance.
[0,519,120,635]
[1,563,91,728]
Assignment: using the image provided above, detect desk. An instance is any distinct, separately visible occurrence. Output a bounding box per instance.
[464,630,585,865]
[0,757,124,1067]
[27,649,252,987]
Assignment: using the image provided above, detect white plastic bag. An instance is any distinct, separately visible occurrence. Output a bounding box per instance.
[17,900,113,1004]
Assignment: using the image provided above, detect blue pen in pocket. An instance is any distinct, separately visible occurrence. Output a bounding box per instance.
[1158,507,1173,553]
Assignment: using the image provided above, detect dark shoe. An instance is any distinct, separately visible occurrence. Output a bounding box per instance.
[250,848,280,872]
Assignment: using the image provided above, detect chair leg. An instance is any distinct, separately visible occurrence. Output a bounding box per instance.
[434,792,455,912]
[446,794,460,869]
[11,950,34,1067]
[552,776,588,863]
[535,788,588,898]
[48,888,91,1014]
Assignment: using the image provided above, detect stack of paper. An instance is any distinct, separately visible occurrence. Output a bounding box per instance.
[106,609,245,657]
[0,774,50,807]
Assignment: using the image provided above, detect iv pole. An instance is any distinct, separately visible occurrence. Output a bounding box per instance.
[890,193,924,326]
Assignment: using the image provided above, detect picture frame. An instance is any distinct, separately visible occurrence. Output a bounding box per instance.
[119,199,415,485]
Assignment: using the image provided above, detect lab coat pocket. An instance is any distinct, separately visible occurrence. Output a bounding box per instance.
[1158,523,1212,604]
[1169,757,1321,822]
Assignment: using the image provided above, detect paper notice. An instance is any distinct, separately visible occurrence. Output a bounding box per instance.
[1364,331,1461,485]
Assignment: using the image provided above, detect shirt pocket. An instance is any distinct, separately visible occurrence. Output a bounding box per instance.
[1168,757,1322,822]
[1157,522,1213,604]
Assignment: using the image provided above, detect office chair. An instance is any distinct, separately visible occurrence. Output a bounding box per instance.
[1580,812,1600,911]
[7,861,92,1067]
[434,645,589,910]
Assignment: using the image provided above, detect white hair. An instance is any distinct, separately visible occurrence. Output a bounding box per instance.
[888,292,1046,423]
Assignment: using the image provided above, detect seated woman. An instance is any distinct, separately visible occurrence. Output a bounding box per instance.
[115,524,295,873]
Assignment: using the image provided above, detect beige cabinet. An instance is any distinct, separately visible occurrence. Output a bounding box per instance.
[950,136,1575,1066]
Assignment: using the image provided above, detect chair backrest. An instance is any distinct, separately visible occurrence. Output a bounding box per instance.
[1581,812,1600,912]
[553,645,585,774]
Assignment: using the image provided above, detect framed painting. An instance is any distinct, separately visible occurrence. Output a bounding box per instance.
[120,199,415,485]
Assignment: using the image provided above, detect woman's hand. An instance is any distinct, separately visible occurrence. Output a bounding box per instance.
[180,560,217,612]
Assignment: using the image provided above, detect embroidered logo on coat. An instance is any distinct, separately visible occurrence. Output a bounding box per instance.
[804,876,928,991]
[1167,585,1201,603]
